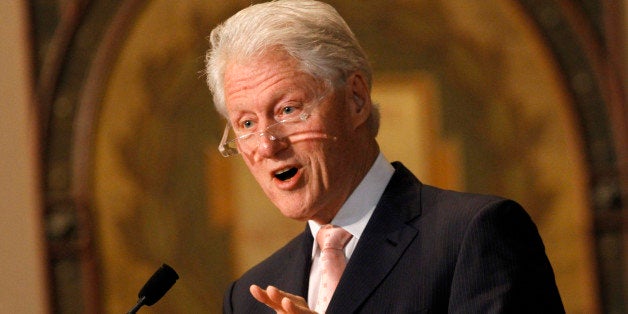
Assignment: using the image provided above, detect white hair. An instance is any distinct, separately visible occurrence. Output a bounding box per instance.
[205,0,379,135]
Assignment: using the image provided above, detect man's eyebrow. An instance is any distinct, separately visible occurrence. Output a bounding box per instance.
[269,88,306,103]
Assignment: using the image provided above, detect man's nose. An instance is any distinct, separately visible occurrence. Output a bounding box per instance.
[255,132,287,159]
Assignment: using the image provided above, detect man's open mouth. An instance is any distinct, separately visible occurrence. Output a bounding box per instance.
[274,167,298,181]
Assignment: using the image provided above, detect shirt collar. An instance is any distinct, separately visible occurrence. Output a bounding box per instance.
[308,152,395,240]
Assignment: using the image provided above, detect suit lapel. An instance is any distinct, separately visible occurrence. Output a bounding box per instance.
[327,162,423,313]
[278,225,314,298]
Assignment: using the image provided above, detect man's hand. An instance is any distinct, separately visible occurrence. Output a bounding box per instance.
[250,284,317,314]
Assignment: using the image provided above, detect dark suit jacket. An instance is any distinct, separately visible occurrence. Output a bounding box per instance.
[223,162,565,313]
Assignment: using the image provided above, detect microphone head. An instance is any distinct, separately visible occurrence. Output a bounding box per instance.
[138,264,179,306]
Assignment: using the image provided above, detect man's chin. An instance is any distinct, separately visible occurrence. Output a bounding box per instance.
[277,207,312,221]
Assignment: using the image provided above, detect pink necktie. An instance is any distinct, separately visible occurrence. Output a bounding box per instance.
[314,225,352,313]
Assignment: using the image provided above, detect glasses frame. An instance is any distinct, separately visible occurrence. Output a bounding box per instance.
[218,105,316,157]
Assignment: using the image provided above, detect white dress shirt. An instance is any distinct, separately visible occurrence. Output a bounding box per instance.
[307,153,395,309]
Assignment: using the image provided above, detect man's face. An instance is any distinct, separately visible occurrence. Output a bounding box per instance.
[223,50,363,223]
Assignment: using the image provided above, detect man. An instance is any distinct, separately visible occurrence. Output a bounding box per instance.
[205,1,564,313]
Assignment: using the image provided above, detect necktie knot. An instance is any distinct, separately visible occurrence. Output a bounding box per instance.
[317,224,352,251]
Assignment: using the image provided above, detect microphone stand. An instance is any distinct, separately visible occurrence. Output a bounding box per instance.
[127,296,147,314]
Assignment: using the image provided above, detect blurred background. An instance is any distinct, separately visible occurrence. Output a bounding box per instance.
[1,0,626,313]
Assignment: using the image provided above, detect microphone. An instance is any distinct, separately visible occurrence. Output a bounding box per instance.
[127,263,179,314]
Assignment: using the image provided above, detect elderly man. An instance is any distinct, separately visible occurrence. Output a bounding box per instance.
[205,1,564,313]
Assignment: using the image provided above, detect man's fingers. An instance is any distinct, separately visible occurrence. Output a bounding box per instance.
[267,286,306,303]
[266,286,288,305]
[250,285,295,311]
[250,285,278,307]
[268,287,313,313]
[282,296,308,312]
[250,284,316,313]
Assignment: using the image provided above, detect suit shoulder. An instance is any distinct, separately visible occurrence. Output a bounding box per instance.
[423,183,515,207]
[419,184,527,224]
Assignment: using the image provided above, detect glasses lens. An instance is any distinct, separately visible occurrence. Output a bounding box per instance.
[239,114,310,153]
[219,104,316,157]
[235,133,257,153]
[218,137,239,157]
[267,113,310,138]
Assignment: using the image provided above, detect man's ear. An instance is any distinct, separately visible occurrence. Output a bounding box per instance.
[346,71,372,130]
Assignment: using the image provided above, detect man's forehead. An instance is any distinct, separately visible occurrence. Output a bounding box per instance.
[224,51,298,87]
[224,63,325,103]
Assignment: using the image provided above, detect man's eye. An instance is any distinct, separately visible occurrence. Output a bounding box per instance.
[280,102,303,116]
[282,106,296,115]
[242,120,254,129]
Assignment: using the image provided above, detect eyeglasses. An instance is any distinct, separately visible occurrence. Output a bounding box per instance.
[218,103,317,157]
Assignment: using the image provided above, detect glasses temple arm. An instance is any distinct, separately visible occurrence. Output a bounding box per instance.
[218,123,239,157]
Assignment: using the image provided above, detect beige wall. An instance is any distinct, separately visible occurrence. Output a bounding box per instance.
[0,1,49,313]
